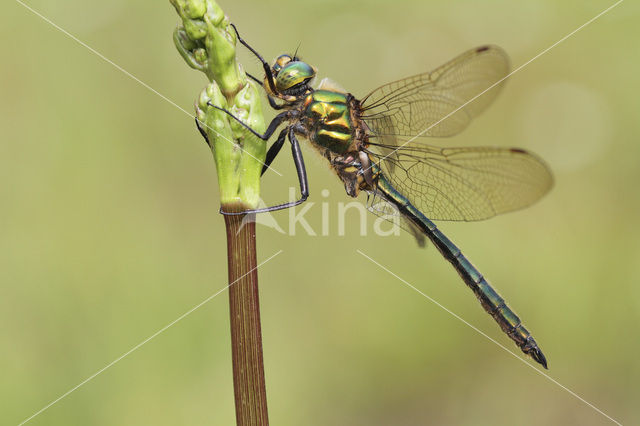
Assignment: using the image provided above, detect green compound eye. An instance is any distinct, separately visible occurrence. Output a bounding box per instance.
[272,54,293,74]
[275,61,316,92]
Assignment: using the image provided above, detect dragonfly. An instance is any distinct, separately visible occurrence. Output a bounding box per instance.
[198,24,553,368]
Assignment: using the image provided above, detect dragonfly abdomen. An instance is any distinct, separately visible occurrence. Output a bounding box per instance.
[375,174,548,368]
[430,228,545,362]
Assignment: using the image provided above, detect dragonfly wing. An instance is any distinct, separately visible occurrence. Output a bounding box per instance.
[361,45,509,139]
[371,144,553,221]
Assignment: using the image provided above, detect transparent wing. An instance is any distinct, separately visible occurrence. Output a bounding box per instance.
[361,45,509,139]
[368,143,553,221]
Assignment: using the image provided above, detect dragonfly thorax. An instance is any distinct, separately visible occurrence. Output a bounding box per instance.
[301,89,364,155]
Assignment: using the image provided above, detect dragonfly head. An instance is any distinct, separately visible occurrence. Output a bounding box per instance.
[267,54,316,100]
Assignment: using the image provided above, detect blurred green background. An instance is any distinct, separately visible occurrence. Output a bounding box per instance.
[2,1,638,425]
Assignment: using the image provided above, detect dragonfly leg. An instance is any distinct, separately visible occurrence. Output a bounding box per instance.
[246,71,262,85]
[195,117,210,147]
[288,127,309,203]
[207,101,291,141]
[261,128,288,176]
[246,72,285,110]
[221,126,309,216]
[230,23,279,96]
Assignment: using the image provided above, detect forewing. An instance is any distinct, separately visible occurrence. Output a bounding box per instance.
[361,46,509,139]
[371,144,553,221]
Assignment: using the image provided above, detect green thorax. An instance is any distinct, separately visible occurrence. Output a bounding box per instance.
[302,90,355,154]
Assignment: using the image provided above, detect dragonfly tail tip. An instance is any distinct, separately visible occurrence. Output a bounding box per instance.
[530,348,548,369]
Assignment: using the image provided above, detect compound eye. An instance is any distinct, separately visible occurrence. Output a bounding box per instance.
[275,61,316,93]
[272,54,292,74]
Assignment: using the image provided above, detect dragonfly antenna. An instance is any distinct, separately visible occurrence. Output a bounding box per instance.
[293,42,301,60]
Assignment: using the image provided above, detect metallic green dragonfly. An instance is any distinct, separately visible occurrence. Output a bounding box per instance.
[199,25,553,368]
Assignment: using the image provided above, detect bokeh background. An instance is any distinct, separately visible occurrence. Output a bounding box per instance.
[2,1,639,425]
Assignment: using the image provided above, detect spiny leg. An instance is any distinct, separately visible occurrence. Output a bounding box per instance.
[230,23,278,96]
[221,127,309,216]
[198,105,289,177]
[195,117,210,147]
[207,101,291,141]
[288,128,309,203]
[196,118,300,211]
[246,72,284,110]
[262,128,288,176]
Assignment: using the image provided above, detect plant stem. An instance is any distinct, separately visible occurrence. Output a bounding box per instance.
[225,211,269,426]
[169,1,269,424]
